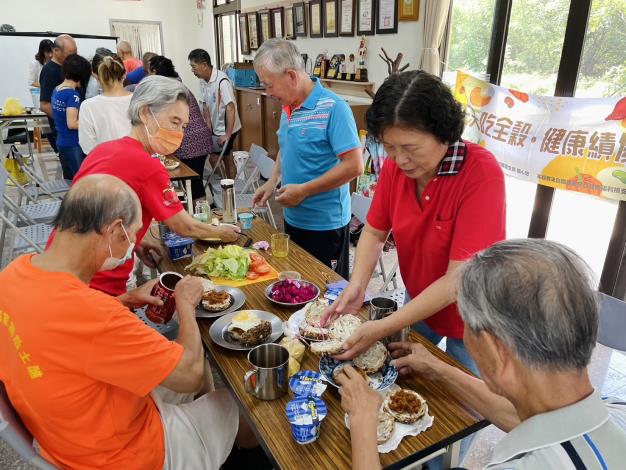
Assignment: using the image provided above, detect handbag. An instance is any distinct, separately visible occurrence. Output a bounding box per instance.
[4,145,30,185]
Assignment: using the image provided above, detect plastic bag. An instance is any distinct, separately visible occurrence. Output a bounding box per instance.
[2,98,25,116]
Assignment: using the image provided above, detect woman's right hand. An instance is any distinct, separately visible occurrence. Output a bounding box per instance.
[320,282,366,326]
[252,182,274,208]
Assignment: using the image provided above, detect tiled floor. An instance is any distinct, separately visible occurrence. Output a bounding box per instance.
[2,144,626,469]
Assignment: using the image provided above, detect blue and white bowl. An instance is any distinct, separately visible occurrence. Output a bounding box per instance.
[319,355,398,391]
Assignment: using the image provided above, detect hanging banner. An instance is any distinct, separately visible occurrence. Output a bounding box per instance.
[454,71,626,201]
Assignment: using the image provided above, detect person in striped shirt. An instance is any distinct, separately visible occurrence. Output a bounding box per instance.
[340,239,626,469]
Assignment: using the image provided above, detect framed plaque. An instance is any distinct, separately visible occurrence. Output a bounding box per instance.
[399,0,419,21]
[339,0,355,36]
[323,0,338,37]
[285,6,295,39]
[293,2,308,37]
[376,0,397,34]
[270,7,284,38]
[309,0,323,38]
[238,14,250,54]
[357,0,376,36]
[248,12,260,50]
[259,10,271,43]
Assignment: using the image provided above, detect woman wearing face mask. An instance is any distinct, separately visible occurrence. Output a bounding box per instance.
[46,75,240,307]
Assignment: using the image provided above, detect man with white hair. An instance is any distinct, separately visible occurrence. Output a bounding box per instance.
[39,34,77,152]
[338,239,626,469]
[252,39,363,278]
[117,40,142,73]
[0,175,256,469]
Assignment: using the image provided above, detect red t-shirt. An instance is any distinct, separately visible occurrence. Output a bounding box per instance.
[367,141,506,339]
[123,57,143,74]
[47,136,184,296]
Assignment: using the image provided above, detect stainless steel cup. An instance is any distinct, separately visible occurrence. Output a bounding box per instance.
[244,343,289,400]
[369,296,410,346]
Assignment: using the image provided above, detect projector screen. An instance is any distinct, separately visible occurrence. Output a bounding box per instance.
[0,32,118,107]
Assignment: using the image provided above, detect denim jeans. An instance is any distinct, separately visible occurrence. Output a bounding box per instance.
[57,145,84,180]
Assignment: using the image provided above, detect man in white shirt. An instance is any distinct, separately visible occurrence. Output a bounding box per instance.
[188,49,241,178]
[338,239,626,470]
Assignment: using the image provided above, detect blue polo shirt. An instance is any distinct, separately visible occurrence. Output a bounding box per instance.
[278,78,360,231]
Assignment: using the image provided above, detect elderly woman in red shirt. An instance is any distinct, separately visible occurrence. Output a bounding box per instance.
[322,71,506,375]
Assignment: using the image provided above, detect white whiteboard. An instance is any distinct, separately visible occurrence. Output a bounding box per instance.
[0,33,118,107]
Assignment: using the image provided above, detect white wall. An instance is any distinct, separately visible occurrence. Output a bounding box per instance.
[1,0,215,97]
[241,0,425,91]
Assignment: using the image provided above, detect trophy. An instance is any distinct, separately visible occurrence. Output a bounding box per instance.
[327,54,345,80]
[355,36,368,82]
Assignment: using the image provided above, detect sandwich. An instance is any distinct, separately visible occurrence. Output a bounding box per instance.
[328,314,362,342]
[353,341,388,375]
[383,389,427,424]
[227,311,272,346]
[331,362,369,383]
[299,299,331,341]
[309,315,363,356]
[201,289,232,312]
[310,340,344,357]
[377,412,395,444]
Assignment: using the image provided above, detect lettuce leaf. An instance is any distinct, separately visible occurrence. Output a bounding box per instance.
[186,245,252,280]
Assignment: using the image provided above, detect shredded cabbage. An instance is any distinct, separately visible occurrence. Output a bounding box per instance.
[186,245,253,280]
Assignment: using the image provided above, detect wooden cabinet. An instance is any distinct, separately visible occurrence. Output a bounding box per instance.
[263,96,282,159]
[237,90,263,155]
[236,87,371,160]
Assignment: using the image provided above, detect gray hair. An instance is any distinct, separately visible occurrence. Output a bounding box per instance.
[128,75,188,126]
[253,38,304,74]
[54,174,140,234]
[457,239,598,371]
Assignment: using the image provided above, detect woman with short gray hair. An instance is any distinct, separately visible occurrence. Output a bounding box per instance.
[54,74,240,306]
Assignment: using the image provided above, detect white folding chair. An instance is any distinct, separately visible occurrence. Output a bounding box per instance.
[8,150,68,205]
[0,167,53,260]
[597,292,626,352]
[350,192,399,290]
[213,144,279,228]
[0,381,58,469]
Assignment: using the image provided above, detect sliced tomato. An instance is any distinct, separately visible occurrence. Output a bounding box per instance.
[254,264,271,275]
[246,271,259,280]
[250,254,264,263]
[249,259,264,270]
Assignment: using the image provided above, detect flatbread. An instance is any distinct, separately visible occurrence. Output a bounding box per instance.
[328,315,362,342]
[353,341,388,374]
[377,412,395,444]
[383,389,427,424]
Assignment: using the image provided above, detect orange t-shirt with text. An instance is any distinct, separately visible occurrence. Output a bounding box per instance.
[0,255,183,470]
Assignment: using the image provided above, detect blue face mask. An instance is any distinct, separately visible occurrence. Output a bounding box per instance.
[99,224,135,272]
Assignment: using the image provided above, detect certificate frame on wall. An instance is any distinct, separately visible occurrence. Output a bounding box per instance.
[323,0,338,37]
[376,0,397,34]
[270,7,284,38]
[399,0,419,21]
[293,2,308,37]
[339,0,355,36]
[285,6,295,39]
[238,13,250,54]
[356,0,376,36]
[309,0,323,38]
[258,10,272,43]
[248,12,260,50]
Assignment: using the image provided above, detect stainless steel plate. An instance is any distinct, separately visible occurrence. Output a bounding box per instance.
[196,286,246,319]
[209,310,284,351]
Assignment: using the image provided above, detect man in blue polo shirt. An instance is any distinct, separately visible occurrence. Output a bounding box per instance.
[252,39,363,278]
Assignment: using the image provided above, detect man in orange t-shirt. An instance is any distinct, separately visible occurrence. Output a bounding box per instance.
[0,175,255,469]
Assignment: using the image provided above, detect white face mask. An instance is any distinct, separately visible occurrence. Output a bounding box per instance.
[99,224,135,272]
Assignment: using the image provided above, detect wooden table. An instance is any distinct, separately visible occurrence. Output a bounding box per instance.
[160,217,487,470]
[166,156,200,214]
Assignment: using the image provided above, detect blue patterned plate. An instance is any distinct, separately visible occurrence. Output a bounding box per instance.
[319,355,398,391]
